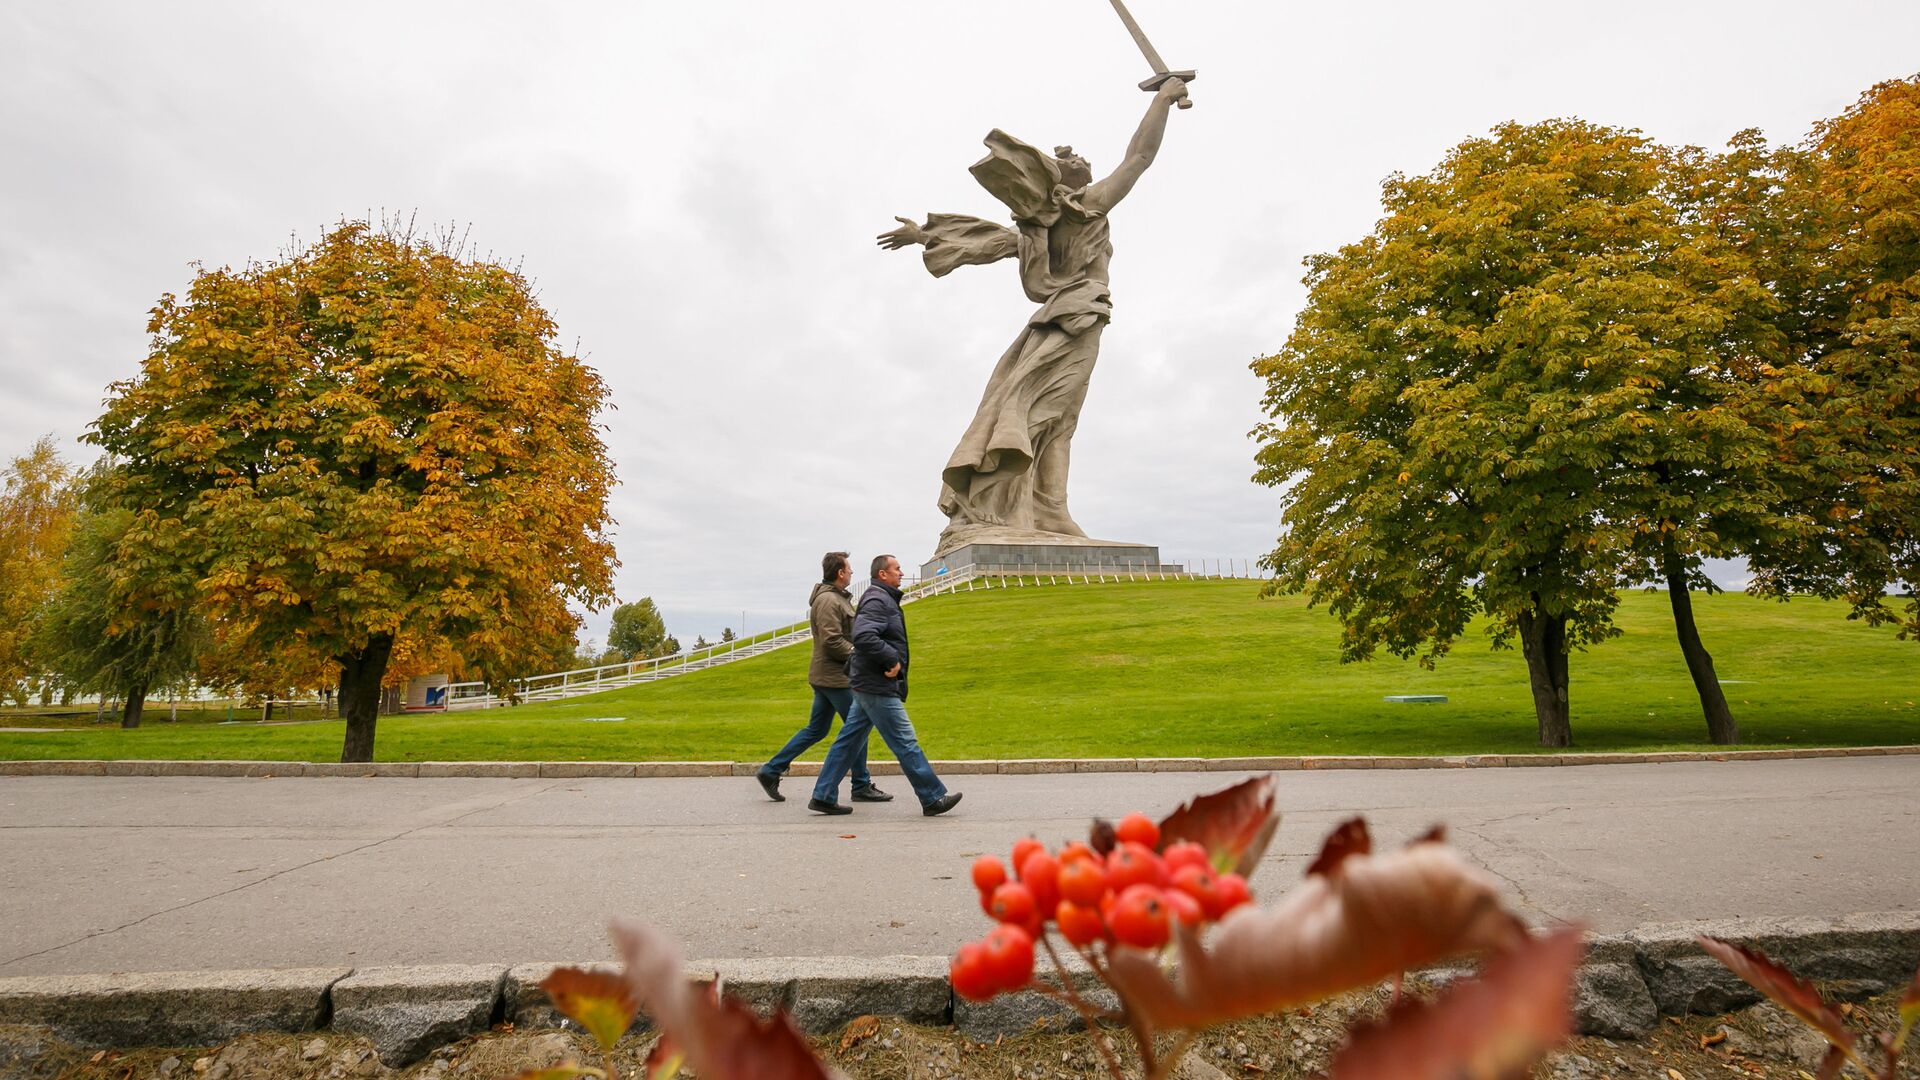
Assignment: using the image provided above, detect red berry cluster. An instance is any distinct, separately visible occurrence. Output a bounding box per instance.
[948,812,1254,1002]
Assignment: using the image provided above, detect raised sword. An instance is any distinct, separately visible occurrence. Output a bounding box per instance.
[1106,0,1195,108]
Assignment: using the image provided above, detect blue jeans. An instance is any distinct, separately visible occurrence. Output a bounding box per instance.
[763,686,871,789]
[815,691,947,807]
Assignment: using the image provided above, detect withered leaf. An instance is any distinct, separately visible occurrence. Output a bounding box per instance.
[1325,926,1583,1080]
[838,1014,880,1051]
[1697,938,1853,1053]
[538,967,640,1053]
[612,920,843,1080]
[1156,775,1280,876]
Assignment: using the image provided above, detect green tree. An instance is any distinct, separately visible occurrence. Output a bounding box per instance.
[1744,75,1920,637]
[35,498,204,728]
[0,436,79,702]
[90,222,618,760]
[719,627,736,644]
[607,597,670,660]
[1253,120,1781,746]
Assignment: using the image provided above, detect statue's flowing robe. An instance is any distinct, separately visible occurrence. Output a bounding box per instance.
[921,130,1113,537]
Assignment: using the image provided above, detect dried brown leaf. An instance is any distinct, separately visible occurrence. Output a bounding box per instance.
[1697,938,1852,1052]
[1107,819,1528,1028]
[644,1034,684,1080]
[1305,817,1371,877]
[538,968,640,1053]
[838,1014,880,1051]
[1325,926,1583,1080]
[611,919,842,1080]
[1156,775,1280,876]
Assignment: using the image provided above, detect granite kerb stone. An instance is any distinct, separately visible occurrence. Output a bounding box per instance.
[2,746,1916,779]
[1627,912,1920,1017]
[330,964,507,1067]
[1572,933,1659,1038]
[0,967,352,1048]
[5,914,1917,1054]
[416,762,541,779]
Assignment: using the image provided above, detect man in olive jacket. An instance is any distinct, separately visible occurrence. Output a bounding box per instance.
[809,554,962,816]
[755,552,888,802]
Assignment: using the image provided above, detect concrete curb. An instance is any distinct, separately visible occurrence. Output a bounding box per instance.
[2,914,1915,1059]
[2,745,1917,779]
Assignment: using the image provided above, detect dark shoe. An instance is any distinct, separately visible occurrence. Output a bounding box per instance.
[851,784,894,803]
[807,797,852,816]
[756,768,784,802]
[922,792,963,817]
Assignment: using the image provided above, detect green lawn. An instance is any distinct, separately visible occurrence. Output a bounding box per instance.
[3,581,1914,762]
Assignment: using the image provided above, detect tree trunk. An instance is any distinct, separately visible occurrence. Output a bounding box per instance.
[1661,535,1738,745]
[337,634,395,763]
[1517,600,1573,747]
[121,683,147,729]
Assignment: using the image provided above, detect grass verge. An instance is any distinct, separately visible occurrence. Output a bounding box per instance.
[1,581,1913,761]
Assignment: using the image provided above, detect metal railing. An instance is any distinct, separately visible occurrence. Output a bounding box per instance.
[444,559,1267,709]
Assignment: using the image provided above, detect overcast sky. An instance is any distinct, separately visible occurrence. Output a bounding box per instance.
[2,2,1915,648]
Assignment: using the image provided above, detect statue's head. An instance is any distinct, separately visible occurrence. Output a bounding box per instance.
[1053,146,1093,189]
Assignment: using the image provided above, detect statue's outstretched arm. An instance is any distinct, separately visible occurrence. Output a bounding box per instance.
[1085,77,1188,215]
[880,214,1019,279]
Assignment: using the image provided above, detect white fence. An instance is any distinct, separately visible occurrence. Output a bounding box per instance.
[444,559,1268,710]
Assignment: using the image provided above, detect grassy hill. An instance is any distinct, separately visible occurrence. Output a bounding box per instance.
[3,580,1915,761]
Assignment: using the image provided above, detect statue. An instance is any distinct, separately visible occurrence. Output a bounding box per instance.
[878,75,1190,558]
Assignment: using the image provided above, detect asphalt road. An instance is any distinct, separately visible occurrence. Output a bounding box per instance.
[2,757,1916,977]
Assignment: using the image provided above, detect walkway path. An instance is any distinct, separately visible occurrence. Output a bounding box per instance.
[2,756,1915,977]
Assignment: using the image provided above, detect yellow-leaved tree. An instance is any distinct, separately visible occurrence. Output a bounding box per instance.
[0,436,79,702]
[91,222,618,760]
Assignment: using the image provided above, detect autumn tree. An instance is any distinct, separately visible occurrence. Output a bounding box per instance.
[1253,120,1783,746]
[0,437,79,702]
[1744,75,1920,636]
[607,597,671,660]
[90,222,618,760]
[34,497,204,728]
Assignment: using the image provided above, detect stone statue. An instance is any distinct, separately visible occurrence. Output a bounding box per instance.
[878,76,1189,558]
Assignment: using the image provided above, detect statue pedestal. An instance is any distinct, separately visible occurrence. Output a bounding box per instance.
[919,540,1180,580]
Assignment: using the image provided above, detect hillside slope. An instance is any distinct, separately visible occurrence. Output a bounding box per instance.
[5,580,1915,761]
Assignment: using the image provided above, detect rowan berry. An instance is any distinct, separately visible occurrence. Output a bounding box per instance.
[1104,841,1162,894]
[1115,812,1160,850]
[1055,899,1106,946]
[971,855,1008,895]
[1161,840,1210,873]
[1169,863,1225,920]
[1215,872,1253,915]
[1018,850,1061,920]
[981,923,1035,990]
[988,881,1037,926]
[1164,886,1204,927]
[949,941,996,1001]
[1057,856,1107,906]
[1058,841,1100,866]
[1108,884,1172,949]
[1011,837,1044,875]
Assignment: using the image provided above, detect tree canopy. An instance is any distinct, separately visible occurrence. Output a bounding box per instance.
[0,437,78,703]
[1744,75,1920,637]
[34,492,204,727]
[1252,119,1782,746]
[607,597,671,660]
[90,222,618,759]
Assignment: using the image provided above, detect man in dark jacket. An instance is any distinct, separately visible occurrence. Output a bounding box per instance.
[810,554,962,816]
[755,551,889,803]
